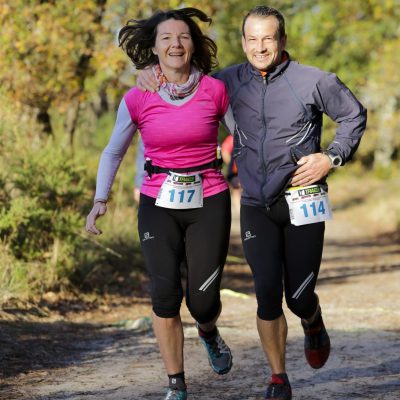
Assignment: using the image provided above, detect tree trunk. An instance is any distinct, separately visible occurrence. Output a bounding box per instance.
[374,97,395,169]
[37,108,53,136]
[68,0,107,148]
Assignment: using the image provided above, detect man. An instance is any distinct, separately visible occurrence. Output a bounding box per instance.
[136,6,367,399]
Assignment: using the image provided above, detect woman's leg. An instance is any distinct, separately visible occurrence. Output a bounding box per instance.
[152,312,184,374]
[184,190,231,325]
[138,195,186,375]
[184,190,232,374]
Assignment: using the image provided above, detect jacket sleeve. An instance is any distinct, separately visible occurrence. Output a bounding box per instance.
[314,73,367,163]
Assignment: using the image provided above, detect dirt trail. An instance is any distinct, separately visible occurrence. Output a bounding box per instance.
[1,202,400,399]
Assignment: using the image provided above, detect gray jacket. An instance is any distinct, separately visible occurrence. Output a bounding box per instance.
[215,56,367,207]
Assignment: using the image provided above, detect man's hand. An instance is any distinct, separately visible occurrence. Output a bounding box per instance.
[86,201,107,235]
[290,153,331,187]
[136,67,159,92]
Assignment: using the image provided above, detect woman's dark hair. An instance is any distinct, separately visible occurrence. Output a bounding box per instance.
[118,7,218,74]
[242,6,286,39]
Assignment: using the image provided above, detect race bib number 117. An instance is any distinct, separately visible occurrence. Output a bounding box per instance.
[156,172,203,209]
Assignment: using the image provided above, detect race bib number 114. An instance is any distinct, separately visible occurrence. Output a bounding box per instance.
[285,185,332,226]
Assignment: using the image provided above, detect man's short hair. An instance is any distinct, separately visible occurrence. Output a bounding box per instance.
[242,6,286,38]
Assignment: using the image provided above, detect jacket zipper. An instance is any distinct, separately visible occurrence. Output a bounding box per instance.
[260,75,269,208]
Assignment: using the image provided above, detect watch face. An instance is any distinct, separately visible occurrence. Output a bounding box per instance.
[331,155,342,167]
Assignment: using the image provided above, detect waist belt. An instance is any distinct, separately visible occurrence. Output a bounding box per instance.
[144,158,222,178]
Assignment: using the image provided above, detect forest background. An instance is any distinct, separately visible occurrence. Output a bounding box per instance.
[0,0,399,302]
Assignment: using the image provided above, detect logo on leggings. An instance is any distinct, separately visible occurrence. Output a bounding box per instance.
[143,232,155,241]
[199,266,220,292]
[244,230,256,241]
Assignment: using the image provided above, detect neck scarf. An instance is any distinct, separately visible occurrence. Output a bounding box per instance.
[152,64,203,100]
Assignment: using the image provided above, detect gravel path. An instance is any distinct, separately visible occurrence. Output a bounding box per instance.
[1,208,399,400]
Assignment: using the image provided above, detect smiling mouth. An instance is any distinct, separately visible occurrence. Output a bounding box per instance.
[254,54,269,60]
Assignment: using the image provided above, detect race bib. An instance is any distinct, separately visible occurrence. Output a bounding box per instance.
[156,172,203,209]
[285,185,332,226]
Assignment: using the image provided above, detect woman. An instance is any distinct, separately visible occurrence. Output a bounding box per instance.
[86,8,233,400]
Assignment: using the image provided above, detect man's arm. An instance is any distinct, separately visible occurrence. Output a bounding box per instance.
[292,73,367,186]
[315,73,367,162]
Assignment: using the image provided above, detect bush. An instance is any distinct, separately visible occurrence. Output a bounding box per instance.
[0,143,88,286]
[0,98,144,300]
[0,98,90,294]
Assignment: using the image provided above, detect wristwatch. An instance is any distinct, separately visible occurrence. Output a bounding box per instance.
[324,151,342,168]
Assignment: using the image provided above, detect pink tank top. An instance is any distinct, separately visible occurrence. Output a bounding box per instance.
[124,75,229,198]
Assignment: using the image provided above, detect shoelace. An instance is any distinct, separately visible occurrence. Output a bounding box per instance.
[165,390,185,400]
[206,334,230,356]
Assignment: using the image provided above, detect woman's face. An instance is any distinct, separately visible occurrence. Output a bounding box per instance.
[152,19,194,76]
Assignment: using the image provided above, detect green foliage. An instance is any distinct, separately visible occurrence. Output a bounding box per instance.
[1,0,400,301]
[0,1,104,108]
[0,139,86,271]
[0,93,86,295]
[0,87,144,299]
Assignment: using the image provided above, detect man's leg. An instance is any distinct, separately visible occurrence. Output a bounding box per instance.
[257,314,287,374]
[240,201,292,399]
[283,218,330,369]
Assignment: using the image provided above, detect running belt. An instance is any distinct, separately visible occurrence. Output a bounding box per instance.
[144,158,222,178]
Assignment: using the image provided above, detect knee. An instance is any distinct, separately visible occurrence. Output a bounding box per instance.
[286,295,317,319]
[151,286,183,318]
[254,281,283,320]
[256,299,283,320]
[187,296,220,324]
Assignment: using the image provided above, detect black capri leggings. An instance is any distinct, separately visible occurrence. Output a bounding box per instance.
[240,196,325,321]
[138,190,231,324]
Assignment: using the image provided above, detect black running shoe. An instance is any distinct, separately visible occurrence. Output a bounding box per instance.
[265,373,292,400]
[301,307,331,369]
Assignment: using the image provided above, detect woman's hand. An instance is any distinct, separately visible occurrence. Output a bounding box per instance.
[136,67,159,92]
[86,201,107,235]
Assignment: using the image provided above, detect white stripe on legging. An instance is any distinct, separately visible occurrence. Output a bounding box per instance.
[292,272,315,299]
[199,267,220,292]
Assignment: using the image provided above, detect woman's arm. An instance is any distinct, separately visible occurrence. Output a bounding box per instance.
[220,105,235,136]
[86,99,137,235]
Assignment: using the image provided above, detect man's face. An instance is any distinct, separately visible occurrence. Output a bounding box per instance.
[242,15,287,72]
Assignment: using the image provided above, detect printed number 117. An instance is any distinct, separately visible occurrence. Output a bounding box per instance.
[169,189,196,203]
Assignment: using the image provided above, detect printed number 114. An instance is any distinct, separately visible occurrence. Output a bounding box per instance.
[300,201,325,218]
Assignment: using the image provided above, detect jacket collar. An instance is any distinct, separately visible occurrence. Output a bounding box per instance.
[246,51,291,81]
